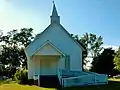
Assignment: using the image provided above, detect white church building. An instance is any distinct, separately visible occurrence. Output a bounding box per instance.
[25,3,108,88]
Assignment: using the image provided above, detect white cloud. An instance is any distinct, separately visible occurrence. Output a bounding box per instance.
[103,45,119,51]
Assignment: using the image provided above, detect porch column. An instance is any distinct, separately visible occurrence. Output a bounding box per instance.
[57,55,65,70]
[33,55,40,86]
[65,55,70,70]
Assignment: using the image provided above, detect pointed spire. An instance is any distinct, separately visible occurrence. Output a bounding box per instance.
[50,1,60,24]
[52,1,58,17]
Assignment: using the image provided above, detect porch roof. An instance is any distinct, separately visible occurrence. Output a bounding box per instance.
[31,40,65,57]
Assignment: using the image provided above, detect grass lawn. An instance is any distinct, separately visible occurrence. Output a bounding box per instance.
[0,84,56,90]
[62,79,120,90]
[1,79,120,90]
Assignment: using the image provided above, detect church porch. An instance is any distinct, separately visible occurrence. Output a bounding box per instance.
[29,40,67,87]
[32,55,61,76]
[31,55,61,88]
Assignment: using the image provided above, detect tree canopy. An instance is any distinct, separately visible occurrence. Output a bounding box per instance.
[114,47,120,71]
[91,48,116,75]
[0,28,34,77]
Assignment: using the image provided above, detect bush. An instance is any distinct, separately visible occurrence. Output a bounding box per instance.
[14,68,28,84]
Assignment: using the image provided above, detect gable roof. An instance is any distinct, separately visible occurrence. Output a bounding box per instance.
[25,25,51,50]
[31,40,65,56]
[26,24,85,51]
[59,24,85,51]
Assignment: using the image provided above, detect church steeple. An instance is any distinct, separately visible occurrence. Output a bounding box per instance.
[50,1,60,24]
[52,2,58,16]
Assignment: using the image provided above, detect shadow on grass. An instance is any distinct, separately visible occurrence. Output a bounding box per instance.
[19,79,61,89]
[60,81,120,90]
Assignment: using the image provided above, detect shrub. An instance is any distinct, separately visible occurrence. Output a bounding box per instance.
[14,68,28,84]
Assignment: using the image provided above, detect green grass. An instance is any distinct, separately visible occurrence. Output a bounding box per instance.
[0,84,56,90]
[1,79,120,90]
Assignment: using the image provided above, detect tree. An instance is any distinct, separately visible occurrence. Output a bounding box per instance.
[91,48,115,76]
[0,28,34,77]
[81,33,103,58]
[114,46,120,71]
[71,33,103,69]
[14,28,34,47]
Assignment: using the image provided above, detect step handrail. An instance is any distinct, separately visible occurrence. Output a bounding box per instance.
[63,74,92,80]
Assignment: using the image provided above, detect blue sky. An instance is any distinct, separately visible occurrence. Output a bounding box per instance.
[0,0,120,49]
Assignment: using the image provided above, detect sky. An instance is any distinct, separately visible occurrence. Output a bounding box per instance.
[0,0,120,50]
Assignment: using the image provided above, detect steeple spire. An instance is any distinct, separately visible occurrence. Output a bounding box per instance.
[50,1,60,24]
[52,1,58,17]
